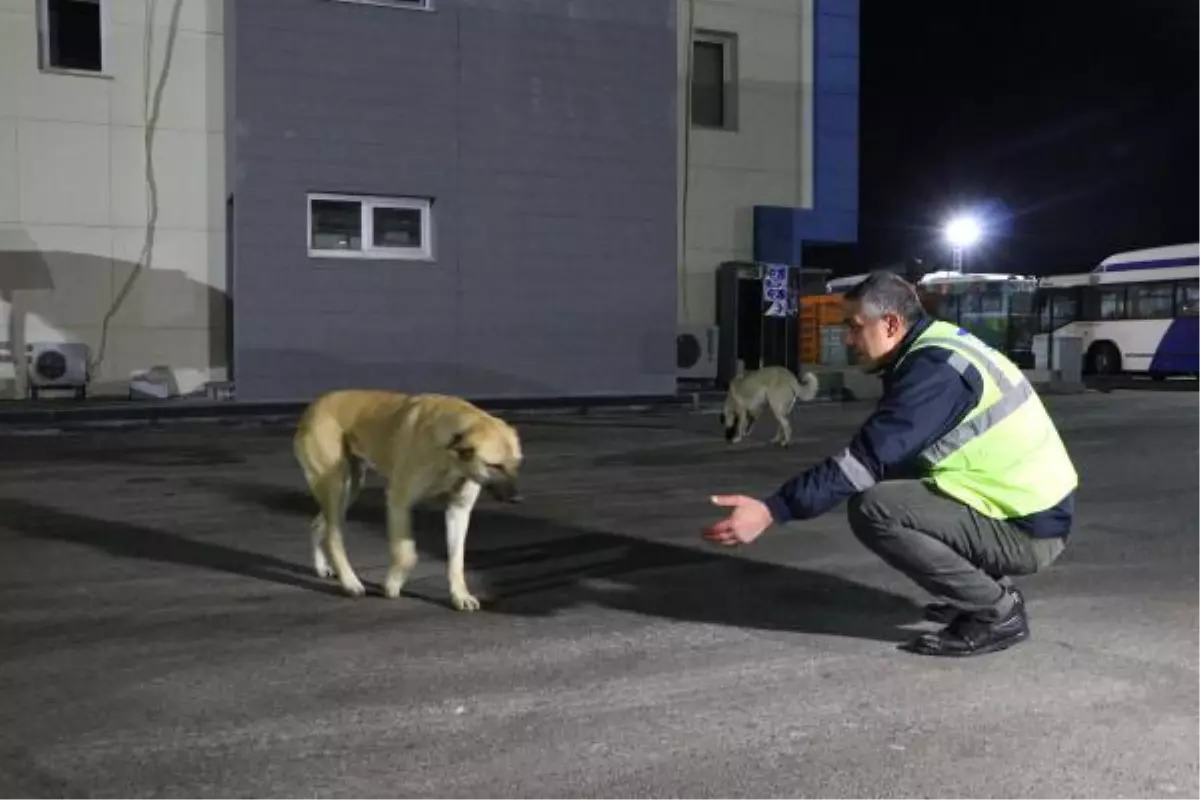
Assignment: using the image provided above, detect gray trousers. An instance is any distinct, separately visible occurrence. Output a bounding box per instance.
[847,480,1066,619]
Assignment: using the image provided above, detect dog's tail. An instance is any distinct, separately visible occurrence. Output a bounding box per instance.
[793,370,820,403]
[293,400,351,486]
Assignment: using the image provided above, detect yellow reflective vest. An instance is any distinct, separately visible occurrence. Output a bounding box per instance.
[897,320,1079,520]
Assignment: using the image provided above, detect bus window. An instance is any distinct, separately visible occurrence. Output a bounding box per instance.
[1098,288,1126,320]
[1130,283,1174,319]
[981,288,1003,316]
[1037,290,1078,332]
[939,294,960,324]
[1008,285,1035,315]
[961,291,982,316]
[1176,282,1199,316]
[1037,294,1052,331]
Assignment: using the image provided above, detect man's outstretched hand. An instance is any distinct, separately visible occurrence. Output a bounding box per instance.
[702,494,774,547]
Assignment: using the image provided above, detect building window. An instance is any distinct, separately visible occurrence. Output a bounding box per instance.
[39,0,106,74]
[308,194,434,261]
[330,0,434,11]
[691,31,738,130]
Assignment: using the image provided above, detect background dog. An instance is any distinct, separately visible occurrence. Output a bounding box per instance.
[293,389,523,611]
[721,366,819,447]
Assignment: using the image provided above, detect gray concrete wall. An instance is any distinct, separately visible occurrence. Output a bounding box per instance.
[228,0,678,401]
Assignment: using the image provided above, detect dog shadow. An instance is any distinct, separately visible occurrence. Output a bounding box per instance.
[0,494,345,597]
[194,478,925,643]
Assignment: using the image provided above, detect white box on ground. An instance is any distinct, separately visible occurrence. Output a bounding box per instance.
[1034,334,1085,376]
[128,366,180,400]
[1052,336,1084,383]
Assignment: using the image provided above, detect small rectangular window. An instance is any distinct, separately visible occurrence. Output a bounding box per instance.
[40,0,105,74]
[372,206,424,249]
[691,31,738,130]
[330,0,434,11]
[310,200,364,253]
[307,194,434,261]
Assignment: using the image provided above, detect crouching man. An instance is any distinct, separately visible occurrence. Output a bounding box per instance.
[703,271,1078,657]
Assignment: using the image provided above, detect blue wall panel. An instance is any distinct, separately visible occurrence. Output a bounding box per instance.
[754,0,859,265]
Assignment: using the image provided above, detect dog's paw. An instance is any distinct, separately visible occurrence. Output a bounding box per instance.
[451,591,481,612]
[314,557,334,579]
[341,577,367,597]
[383,575,405,599]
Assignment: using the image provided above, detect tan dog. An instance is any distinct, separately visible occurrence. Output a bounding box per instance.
[293,389,523,610]
[721,366,819,447]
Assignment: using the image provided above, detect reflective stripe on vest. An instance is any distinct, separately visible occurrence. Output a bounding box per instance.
[910,333,1035,463]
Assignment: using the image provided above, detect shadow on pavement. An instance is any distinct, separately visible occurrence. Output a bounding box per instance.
[589,441,786,468]
[0,495,342,596]
[0,440,244,469]
[191,478,924,644]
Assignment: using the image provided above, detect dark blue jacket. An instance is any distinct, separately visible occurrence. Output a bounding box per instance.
[761,316,1074,538]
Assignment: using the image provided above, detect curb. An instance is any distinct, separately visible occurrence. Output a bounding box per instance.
[0,392,708,432]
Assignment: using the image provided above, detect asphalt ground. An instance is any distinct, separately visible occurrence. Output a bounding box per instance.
[0,391,1196,798]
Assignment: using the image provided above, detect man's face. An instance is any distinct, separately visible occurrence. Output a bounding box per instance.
[843,298,908,370]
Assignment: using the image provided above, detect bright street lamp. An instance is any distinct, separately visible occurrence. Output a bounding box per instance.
[943,214,983,271]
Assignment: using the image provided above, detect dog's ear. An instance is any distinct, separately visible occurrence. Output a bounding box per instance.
[448,431,475,462]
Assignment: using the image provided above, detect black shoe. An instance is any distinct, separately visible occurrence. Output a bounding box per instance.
[923,586,1025,625]
[907,589,1029,657]
[922,601,961,625]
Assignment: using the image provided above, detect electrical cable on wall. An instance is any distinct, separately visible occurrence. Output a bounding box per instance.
[89,0,184,381]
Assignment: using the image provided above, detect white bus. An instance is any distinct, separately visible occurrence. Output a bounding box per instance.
[1031,243,1200,377]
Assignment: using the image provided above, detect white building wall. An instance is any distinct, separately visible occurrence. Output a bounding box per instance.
[677,0,815,327]
[0,0,225,398]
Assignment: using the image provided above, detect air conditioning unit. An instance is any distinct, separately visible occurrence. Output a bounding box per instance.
[27,342,90,400]
[677,324,719,381]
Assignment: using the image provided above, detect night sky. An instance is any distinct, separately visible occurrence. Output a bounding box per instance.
[808,0,1199,277]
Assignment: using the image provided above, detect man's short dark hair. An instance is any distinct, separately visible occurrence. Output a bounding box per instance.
[844,270,925,326]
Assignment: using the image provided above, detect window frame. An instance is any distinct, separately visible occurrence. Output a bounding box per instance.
[1127,281,1176,320]
[306,193,435,262]
[1038,287,1081,332]
[1097,286,1127,320]
[1174,280,1199,317]
[329,0,435,12]
[690,29,739,131]
[37,0,111,78]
